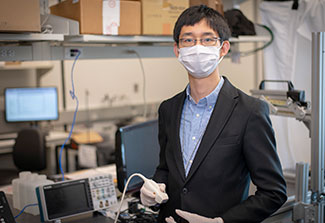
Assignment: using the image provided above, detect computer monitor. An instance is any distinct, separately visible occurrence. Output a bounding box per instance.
[115,119,160,193]
[4,87,59,123]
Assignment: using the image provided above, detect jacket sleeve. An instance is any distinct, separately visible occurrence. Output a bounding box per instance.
[153,101,169,185]
[221,100,287,223]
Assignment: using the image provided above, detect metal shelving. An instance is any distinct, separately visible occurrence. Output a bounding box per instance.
[0,61,53,70]
[0,33,271,44]
[0,32,272,61]
[0,33,64,42]
[64,35,174,44]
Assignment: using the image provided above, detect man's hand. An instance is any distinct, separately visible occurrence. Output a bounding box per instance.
[140,183,166,206]
[165,209,224,223]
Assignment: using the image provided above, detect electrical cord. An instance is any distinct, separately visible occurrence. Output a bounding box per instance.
[115,201,158,223]
[14,203,38,219]
[237,24,274,57]
[114,173,147,223]
[41,25,53,34]
[59,50,81,181]
[127,49,147,118]
[41,14,50,27]
[41,14,53,34]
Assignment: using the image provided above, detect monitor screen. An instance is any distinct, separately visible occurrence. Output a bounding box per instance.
[115,119,160,193]
[43,179,93,220]
[5,87,59,122]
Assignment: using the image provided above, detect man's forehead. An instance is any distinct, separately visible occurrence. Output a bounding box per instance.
[181,31,217,37]
[179,20,219,37]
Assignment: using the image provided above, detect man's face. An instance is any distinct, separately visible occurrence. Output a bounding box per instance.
[174,19,230,58]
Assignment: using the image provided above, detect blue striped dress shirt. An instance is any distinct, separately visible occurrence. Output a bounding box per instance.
[180,77,224,176]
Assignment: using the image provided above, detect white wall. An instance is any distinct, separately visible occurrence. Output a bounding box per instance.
[40,1,260,112]
[40,53,258,112]
[60,58,188,111]
[1,1,261,115]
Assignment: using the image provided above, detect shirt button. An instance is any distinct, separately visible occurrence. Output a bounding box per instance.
[192,136,196,140]
[182,188,188,194]
[196,114,200,117]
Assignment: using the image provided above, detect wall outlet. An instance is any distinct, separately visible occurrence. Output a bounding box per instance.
[133,83,139,93]
[65,48,83,59]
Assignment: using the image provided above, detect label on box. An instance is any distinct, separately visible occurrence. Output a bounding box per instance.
[102,0,120,35]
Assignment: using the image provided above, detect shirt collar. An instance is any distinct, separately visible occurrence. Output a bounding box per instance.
[186,76,224,106]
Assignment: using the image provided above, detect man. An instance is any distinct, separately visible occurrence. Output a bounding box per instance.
[140,5,287,223]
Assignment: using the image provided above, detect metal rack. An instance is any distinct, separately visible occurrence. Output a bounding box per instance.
[0,32,271,61]
[310,32,325,223]
[256,32,325,223]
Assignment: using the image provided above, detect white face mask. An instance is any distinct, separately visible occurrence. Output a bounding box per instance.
[178,44,223,79]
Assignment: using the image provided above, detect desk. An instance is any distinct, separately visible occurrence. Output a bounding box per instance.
[3,165,118,223]
[0,139,16,153]
[6,193,115,223]
[0,131,69,154]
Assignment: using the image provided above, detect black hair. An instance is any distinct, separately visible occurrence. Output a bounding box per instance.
[173,5,231,45]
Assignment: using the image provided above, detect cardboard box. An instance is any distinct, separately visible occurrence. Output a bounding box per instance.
[50,0,141,35]
[105,0,141,35]
[190,0,224,16]
[118,1,141,35]
[0,0,40,32]
[50,0,102,34]
[142,0,189,35]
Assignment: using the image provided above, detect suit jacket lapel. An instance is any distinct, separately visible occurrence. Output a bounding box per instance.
[185,78,239,183]
[172,90,186,182]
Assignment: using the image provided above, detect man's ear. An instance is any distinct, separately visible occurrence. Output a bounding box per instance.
[220,40,230,58]
[174,42,179,57]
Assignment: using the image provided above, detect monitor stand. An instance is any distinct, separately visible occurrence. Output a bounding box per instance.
[29,121,51,137]
[29,121,39,128]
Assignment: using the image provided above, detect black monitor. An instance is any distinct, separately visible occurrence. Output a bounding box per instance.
[115,119,160,193]
[41,179,92,220]
[4,87,59,123]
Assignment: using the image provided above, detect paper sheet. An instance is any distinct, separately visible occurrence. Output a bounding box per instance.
[102,0,120,35]
[78,144,98,168]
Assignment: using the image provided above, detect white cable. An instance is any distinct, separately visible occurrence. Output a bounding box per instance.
[114,173,147,223]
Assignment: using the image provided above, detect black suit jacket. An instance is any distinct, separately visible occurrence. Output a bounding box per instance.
[153,77,287,223]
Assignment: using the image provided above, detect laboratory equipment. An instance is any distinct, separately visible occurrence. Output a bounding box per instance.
[12,172,53,215]
[0,191,15,223]
[36,174,117,222]
[136,173,168,204]
[250,80,311,130]
[251,33,325,223]
[115,119,160,193]
[114,173,168,223]
[4,87,59,123]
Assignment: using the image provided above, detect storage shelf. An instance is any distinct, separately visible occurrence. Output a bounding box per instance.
[0,33,64,42]
[229,35,271,43]
[0,33,271,44]
[0,61,53,70]
[0,33,271,61]
[64,35,174,44]
[66,34,271,44]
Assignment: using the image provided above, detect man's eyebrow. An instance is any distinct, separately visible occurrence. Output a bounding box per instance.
[180,32,217,38]
[180,32,194,38]
[202,32,217,36]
